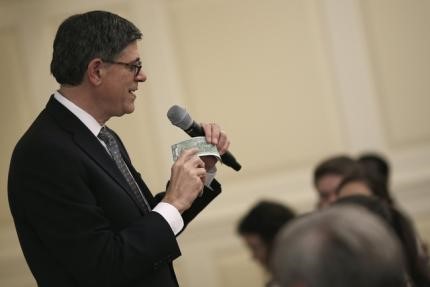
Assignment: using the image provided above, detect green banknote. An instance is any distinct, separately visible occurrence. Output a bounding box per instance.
[171,136,220,161]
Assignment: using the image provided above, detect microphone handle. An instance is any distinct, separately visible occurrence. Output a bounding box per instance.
[184,122,205,137]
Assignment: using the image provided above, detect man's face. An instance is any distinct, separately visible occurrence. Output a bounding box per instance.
[96,41,147,121]
[315,174,343,209]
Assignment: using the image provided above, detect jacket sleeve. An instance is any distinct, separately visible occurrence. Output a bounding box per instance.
[154,179,222,233]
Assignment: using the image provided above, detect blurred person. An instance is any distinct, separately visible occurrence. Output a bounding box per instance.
[335,195,393,225]
[336,171,430,287]
[335,165,389,201]
[8,11,232,287]
[237,200,296,287]
[358,152,390,189]
[312,155,356,209]
[270,205,407,287]
[357,152,393,204]
[335,176,373,198]
[358,152,430,283]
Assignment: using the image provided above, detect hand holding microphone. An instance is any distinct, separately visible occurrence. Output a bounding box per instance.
[167,105,241,171]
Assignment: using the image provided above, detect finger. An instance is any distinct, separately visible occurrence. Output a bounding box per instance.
[178,148,199,162]
[192,167,207,189]
[201,122,212,144]
[219,139,230,156]
[217,130,228,154]
[199,173,207,186]
[210,123,220,145]
[195,166,207,178]
[190,156,206,169]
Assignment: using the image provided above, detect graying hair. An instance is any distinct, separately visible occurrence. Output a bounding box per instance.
[270,206,406,287]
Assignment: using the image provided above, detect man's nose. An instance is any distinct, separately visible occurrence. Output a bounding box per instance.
[136,69,147,82]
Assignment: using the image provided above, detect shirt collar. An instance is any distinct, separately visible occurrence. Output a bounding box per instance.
[53,91,103,137]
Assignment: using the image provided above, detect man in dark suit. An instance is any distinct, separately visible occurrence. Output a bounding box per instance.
[8,11,230,287]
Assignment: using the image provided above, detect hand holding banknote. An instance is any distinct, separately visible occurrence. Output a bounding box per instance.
[171,122,230,170]
[163,123,229,213]
[172,136,220,161]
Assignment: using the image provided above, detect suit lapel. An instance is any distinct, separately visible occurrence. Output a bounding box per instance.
[45,96,149,214]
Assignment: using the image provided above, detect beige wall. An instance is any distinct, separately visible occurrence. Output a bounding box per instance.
[0,0,429,286]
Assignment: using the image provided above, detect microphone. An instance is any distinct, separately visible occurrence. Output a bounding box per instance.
[167,105,241,171]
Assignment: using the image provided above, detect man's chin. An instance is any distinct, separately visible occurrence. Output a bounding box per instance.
[124,104,135,114]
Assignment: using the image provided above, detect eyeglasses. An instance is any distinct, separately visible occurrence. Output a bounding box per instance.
[103,60,142,77]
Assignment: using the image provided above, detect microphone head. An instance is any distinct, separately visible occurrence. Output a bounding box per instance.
[167,105,193,130]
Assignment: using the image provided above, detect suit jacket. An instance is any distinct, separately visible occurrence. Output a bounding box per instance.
[8,96,221,287]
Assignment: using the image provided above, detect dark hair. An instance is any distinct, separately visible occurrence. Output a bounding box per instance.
[336,165,393,205]
[358,152,390,189]
[237,200,295,246]
[51,10,142,86]
[390,208,430,287]
[335,195,393,226]
[335,196,430,286]
[313,155,356,185]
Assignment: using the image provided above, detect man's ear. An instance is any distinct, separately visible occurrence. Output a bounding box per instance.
[87,58,104,86]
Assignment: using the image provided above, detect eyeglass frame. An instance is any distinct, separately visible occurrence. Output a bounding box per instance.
[102,59,142,77]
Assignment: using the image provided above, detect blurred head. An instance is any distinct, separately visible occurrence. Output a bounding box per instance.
[237,200,295,270]
[334,195,393,227]
[357,152,393,204]
[336,165,393,204]
[313,155,356,209]
[334,194,430,286]
[270,206,406,287]
[358,152,390,188]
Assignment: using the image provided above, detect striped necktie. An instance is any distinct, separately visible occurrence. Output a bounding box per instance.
[98,127,150,213]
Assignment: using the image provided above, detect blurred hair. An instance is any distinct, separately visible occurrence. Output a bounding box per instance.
[271,206,406,287]
[335,195,393,226]
[358,152,390,187]
[237,200,295,246]
[334,194,430,286]
[336,165,393,204]
[313,155,356,185]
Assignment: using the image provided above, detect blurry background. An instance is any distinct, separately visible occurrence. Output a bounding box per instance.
[1,0,430,286]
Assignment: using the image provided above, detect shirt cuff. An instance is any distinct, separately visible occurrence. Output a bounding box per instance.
[153,202,184,235]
